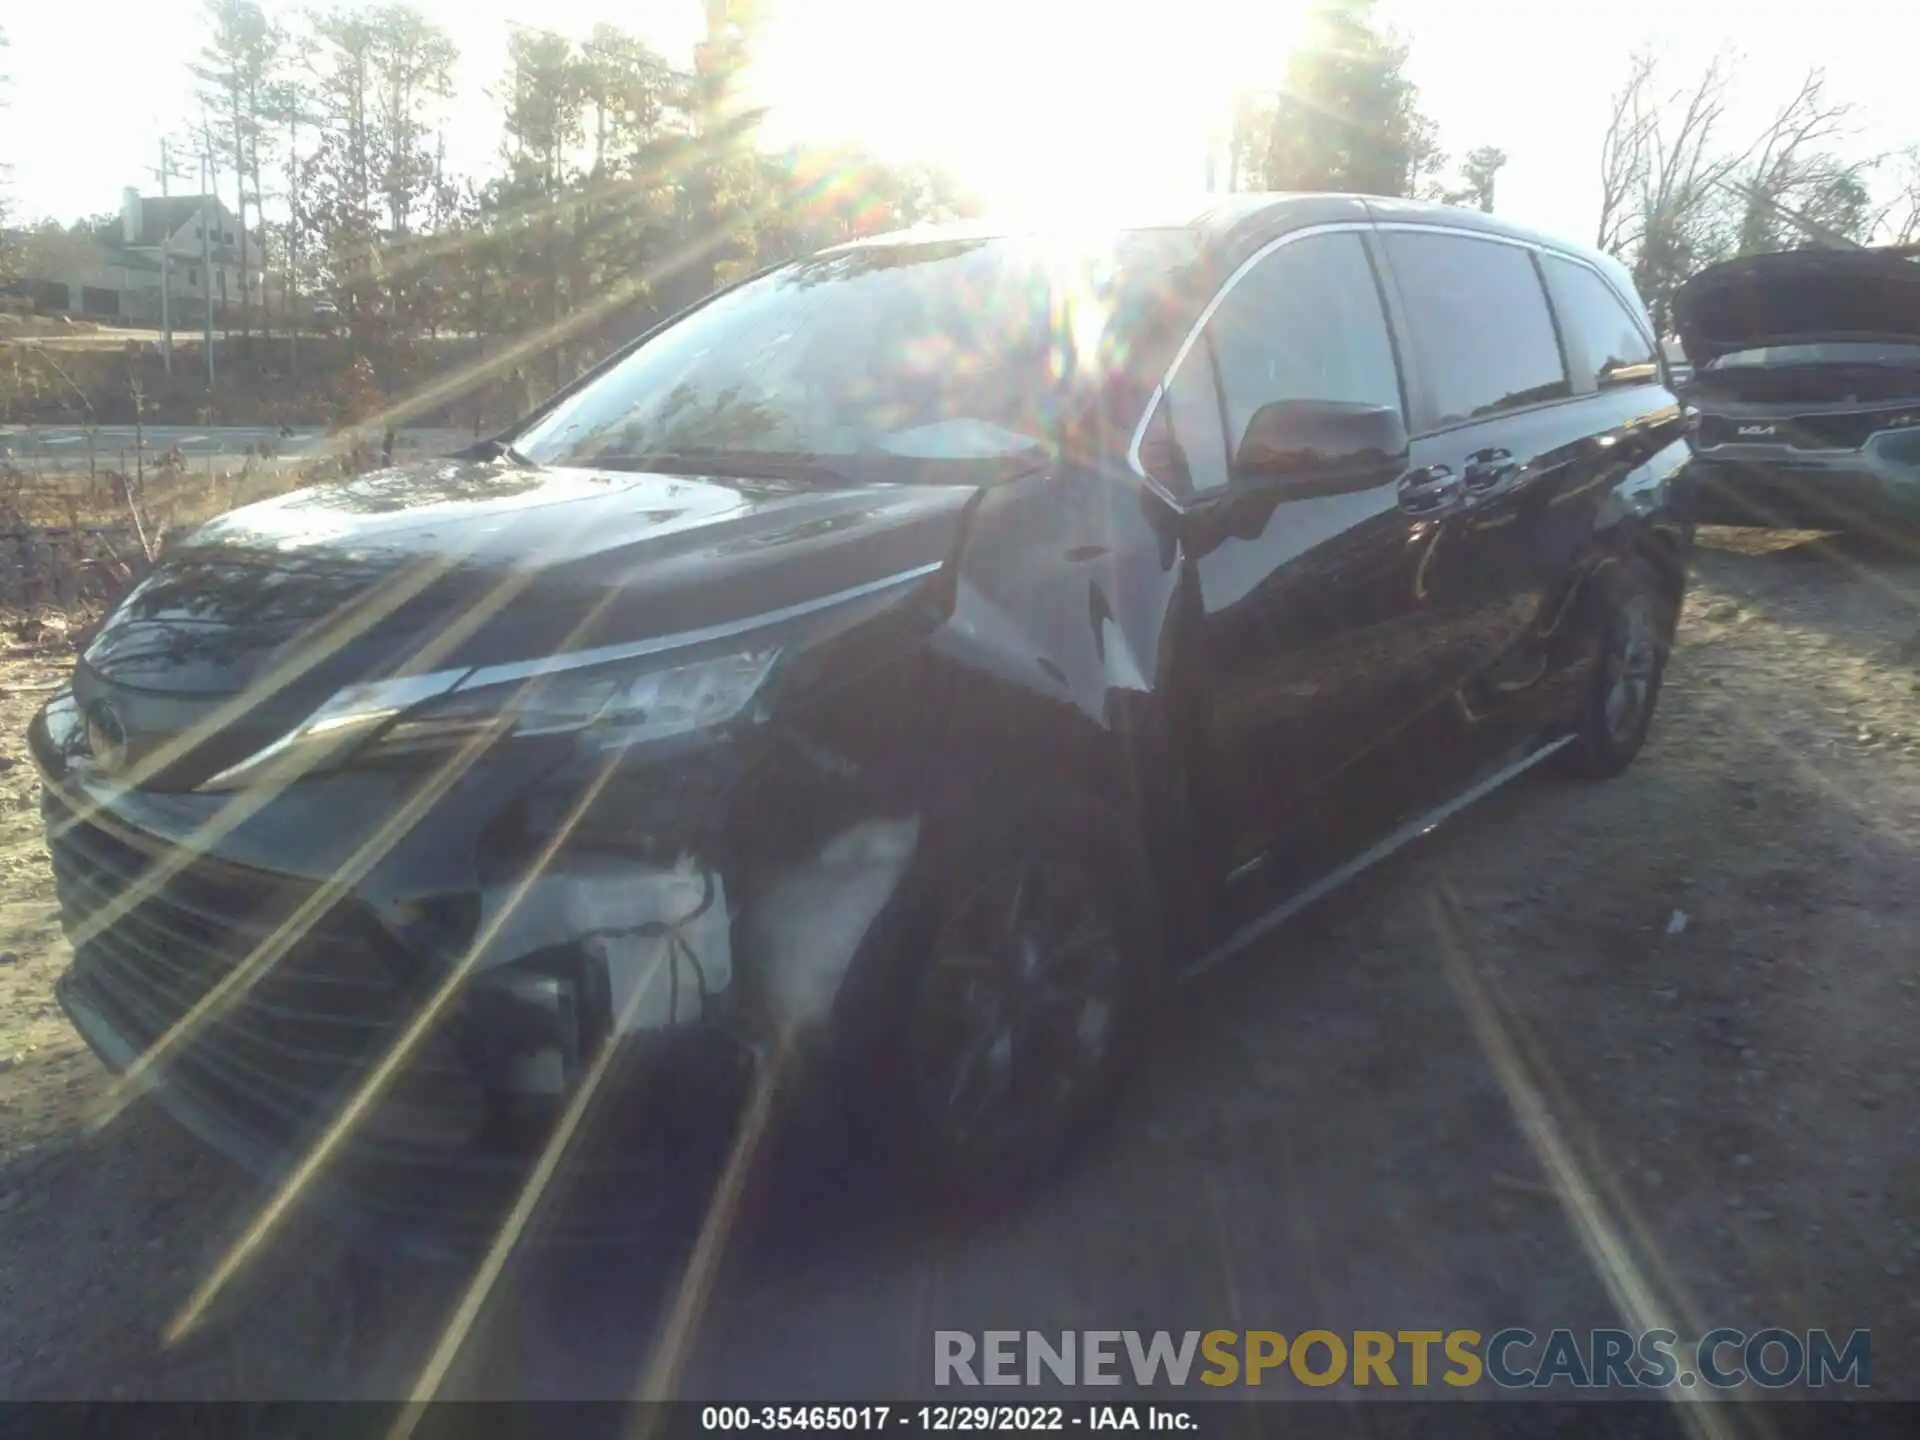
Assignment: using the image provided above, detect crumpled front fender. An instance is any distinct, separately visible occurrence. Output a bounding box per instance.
[471,817,922,1058]
[737,816,922,1045]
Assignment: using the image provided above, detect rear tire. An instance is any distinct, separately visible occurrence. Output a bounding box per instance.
[1558,553,1677,780]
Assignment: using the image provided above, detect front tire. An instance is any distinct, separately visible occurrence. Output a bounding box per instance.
[1558,553,1676,780]
[879,791,1159,1211]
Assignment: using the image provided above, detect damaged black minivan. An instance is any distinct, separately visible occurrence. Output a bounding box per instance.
[33,195,1695,1247]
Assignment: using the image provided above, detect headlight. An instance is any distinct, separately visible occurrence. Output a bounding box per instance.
[377,649,778,756]
[199,647,778,791]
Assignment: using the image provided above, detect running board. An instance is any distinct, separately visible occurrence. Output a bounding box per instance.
[1179,735,1575,984]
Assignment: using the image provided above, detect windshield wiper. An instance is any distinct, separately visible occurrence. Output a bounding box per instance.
[994,450,1054,482]
[584,449,854,486]
[467,437,538,468]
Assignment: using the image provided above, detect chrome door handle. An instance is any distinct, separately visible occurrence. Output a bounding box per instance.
[1463,448,1517,493]
[1398,464,1461,514]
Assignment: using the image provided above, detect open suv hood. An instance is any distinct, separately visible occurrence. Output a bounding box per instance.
[1674,249,1920,367]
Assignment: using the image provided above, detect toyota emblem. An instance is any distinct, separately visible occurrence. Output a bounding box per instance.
[84,700,131,776]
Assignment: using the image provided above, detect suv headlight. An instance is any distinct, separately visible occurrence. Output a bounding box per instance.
[199,647,779,791]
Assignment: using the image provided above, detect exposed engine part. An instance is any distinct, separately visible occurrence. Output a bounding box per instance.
[476,853,732,1034]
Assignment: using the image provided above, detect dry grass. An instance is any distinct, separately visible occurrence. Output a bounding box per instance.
[0,442,380,623]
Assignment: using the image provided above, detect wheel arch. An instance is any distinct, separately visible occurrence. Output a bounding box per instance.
[820,760,1170,1090]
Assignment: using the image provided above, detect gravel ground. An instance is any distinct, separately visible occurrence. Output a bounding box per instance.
[0,526,1915,1405]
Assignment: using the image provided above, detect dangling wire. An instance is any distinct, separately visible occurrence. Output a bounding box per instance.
[583,865,718,1027]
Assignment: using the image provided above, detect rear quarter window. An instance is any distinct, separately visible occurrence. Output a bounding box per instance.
[1382,230,1571,431]
[1541,253,1659,390]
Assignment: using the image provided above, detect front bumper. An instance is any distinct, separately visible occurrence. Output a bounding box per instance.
[34,698,760,1253]
[53,964,749,1257]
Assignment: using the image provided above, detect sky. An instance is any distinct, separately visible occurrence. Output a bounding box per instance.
[2,1,1911,246]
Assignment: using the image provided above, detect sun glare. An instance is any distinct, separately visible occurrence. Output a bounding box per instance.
[750,0,1313,220]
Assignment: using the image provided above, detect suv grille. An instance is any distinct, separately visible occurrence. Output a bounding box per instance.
[43,792,504,1215]
[41,791,754,1243]
[1696,406,1920,452]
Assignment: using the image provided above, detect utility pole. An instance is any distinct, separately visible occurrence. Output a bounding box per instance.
[287,133,300,380]
[200,148,216,391]
[144,137,190,376]
[159,141,173,375]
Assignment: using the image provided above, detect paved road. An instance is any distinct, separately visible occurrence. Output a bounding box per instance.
[2,325,381,350]
[1,325,180,351]
[0,424,477,463]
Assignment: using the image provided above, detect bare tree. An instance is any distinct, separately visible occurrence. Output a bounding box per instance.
[1729,69,1871,252]
[265,30,321,368]
[1630,53,1740,328]
[369,5,456,244]
[1593,50,1888,330]
[195,1,283,341]
[1596,50,1656,257]
[1872,145,1920,247]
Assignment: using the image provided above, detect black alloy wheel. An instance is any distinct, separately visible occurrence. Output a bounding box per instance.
[1602,587,1661,748]
[1560,552,1676,779]
[900,823,1147,1207]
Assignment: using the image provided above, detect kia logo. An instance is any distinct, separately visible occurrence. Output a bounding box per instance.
[1736,424,1777,437]
[84,701,131,776]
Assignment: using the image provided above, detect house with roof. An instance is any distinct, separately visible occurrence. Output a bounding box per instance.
[7,189,260,325]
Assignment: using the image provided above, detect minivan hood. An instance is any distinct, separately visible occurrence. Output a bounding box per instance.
[1674,249,1920,366]
[77,459,975,787]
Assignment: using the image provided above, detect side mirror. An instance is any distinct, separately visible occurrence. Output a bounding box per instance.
[1233,400,1410,490]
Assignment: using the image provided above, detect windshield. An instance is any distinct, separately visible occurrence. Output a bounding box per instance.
[1707,341,1920,370]
[515,232,1200,475]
